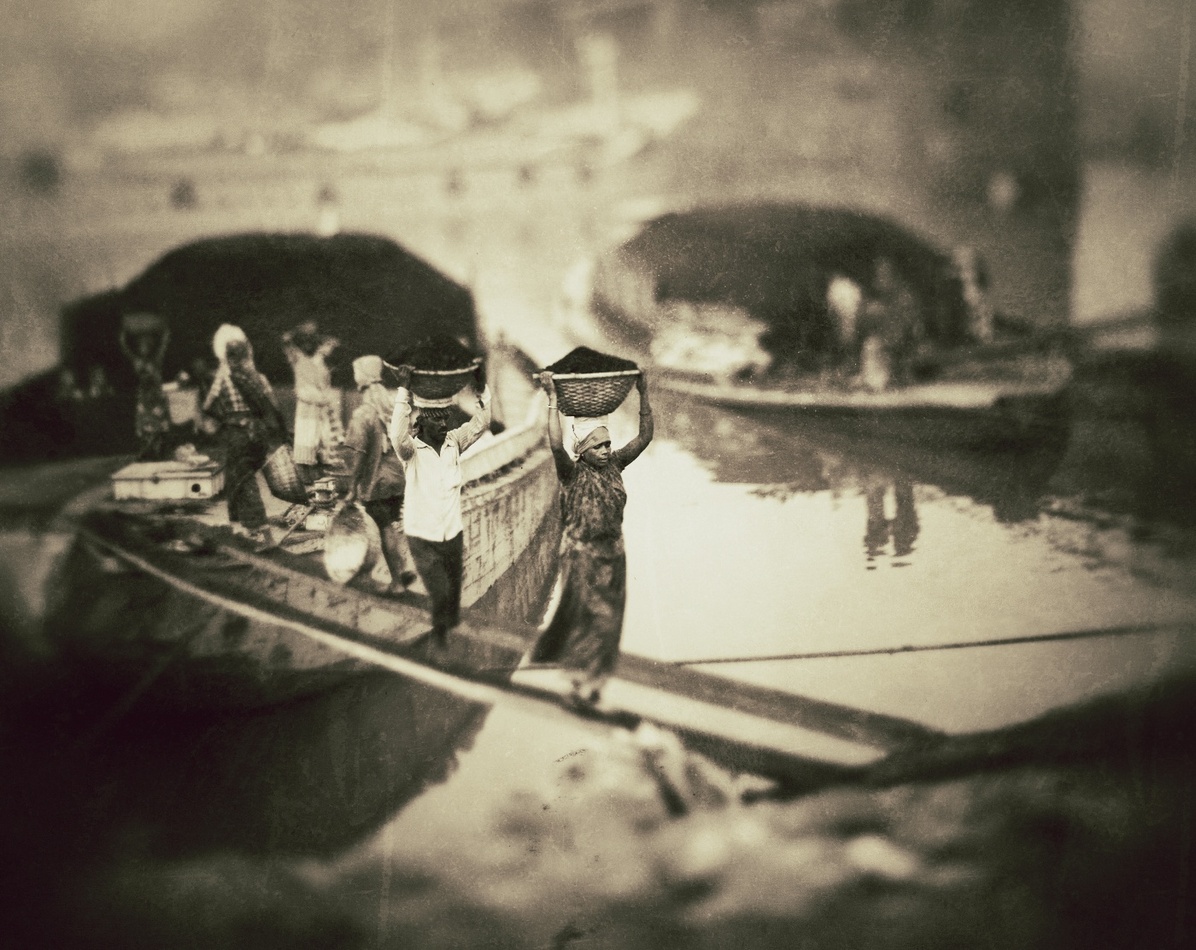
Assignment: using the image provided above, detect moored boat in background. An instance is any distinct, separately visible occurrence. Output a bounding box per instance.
[576,202,1073,449]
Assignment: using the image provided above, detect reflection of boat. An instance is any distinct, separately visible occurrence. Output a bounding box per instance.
[1,667,493,950]
[96,670,491,860]
[650,361,1072,449]
[586,202,1073,449]
[652,387,1070,525]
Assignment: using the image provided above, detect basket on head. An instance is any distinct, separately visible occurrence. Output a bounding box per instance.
[121,312,164,334]
[382,356,479,401]
[552,370,639,417]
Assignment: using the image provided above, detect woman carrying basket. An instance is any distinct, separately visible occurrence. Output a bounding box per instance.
[118,314,171,460]
[202,325,292,542]
[282,321,344,484]
[531,369,653,705]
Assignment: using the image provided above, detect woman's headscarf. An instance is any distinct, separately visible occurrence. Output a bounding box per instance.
[573,417,611,457]
[354,355,395,421]
[213,324,249,364]
[353,355,383,389]
[205,324,282,436]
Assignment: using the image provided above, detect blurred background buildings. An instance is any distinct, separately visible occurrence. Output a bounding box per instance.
[1,0,1192,388]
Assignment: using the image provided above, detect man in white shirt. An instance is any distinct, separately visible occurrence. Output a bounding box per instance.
[388,362,490,643]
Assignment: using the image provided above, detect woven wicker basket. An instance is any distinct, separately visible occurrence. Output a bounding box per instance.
[121,312,164,334]
[387,358,481,400]
[551,370,640,417]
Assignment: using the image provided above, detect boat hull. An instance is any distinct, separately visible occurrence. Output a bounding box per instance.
[654,369,1073,450]
[26,421,561,711]
[51,501,557,712]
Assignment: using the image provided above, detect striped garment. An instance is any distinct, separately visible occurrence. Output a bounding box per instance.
[289,351,344,465]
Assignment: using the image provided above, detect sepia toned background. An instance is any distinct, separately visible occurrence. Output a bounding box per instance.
[3,2,1196,948]
[2,0,1191,389]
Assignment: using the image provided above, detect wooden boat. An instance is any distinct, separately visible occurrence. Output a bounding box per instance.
[0,417,960,789]
[0,370,562,708]
[648,352,1073,449]
[569,294,1072,449]
[56,501,924,790]
[0,231,564,710]
[582,202,1074,449]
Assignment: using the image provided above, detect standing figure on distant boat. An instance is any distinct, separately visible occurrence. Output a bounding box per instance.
[282,321,344,484]
[119,314,171,460]
[952,246,995,344]
[855,257,923,391]
[56,368,84,404]
[531,370,654,705]
[388,361,491,645]
[826,272,864,372]
[87,365,115,400]
[343,355,417,596]
[202,324,288,542]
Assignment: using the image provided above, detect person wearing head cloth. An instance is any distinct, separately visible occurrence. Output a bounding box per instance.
[343,355,417,596]
[201,324,288,540]
[282,320,344,483]
[387,360,491,644]
[118,313,172,460]
[530,368,653,705]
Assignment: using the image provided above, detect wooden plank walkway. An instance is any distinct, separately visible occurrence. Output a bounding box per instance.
[2,442,934,789]
[78,513,928,789]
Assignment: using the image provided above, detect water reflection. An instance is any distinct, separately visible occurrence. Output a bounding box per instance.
[863,474,918,565]
[654,387,1068,533]
[618,388,1196,670]
[3,669,490,944]
[124,672,488,859]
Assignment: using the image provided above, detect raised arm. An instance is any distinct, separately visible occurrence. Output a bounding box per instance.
[539,371,574,480]
[155,326,171,364]
[451,362,492,454]
[387,365,416,462]
[341,409,369,503]
[201,367,226,417]
[257,371,284,416]
[281,329,301,366]
[613,372,654,468]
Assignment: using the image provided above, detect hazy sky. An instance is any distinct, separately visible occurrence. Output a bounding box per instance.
[2,0,1191,150]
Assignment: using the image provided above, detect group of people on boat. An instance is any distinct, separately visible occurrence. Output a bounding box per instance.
[131,319,655,706]
[761,247,995,392]
[192,321,491,636]
[819,248,997,392]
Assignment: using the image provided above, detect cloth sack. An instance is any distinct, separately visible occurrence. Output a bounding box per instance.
[324,502,382,585]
